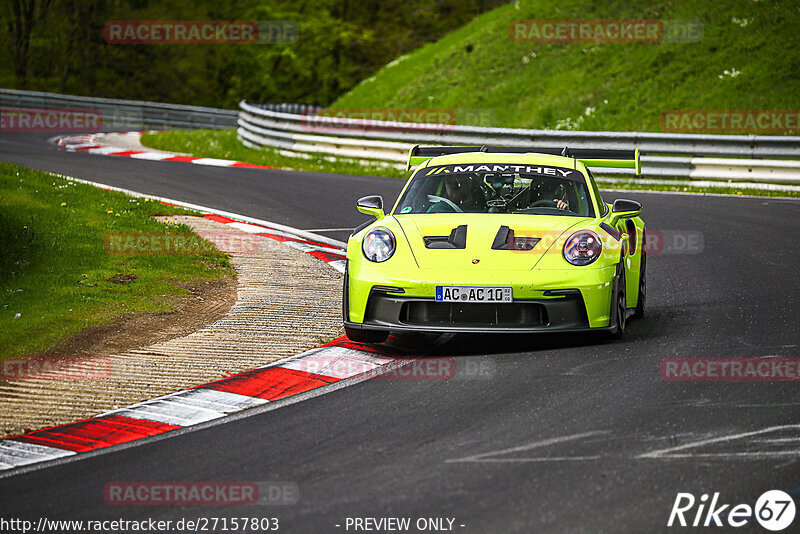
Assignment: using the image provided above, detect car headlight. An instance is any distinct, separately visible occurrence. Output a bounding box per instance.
[563,230,602,266]
[362,227,395,262]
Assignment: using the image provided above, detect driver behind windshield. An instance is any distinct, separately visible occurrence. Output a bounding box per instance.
[528,177,569,210]
[427,174,486,212]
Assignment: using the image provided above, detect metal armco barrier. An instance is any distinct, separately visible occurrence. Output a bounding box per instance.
[1,89,237,130]
[3,89,798,184]
[238,100,800,183]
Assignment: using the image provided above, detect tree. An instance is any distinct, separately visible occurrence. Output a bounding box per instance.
[2,0,54,87]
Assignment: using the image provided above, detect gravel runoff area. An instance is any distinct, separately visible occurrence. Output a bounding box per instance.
[0,216,344,437]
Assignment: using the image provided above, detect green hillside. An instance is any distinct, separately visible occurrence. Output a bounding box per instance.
[332,0,800,133]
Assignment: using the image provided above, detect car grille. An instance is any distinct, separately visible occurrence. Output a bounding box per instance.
[400,301,548,327]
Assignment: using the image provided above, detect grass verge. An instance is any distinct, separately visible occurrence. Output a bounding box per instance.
[141,129,405,178]
[0,163,232,359]
[332,0,800,133]
[141,129,800,198]
[595,178,799,198]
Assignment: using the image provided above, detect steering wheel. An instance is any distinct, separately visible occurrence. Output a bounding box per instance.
[530,199,559,208]
[427,195,463,213]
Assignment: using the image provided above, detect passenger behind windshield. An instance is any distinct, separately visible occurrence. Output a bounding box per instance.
[427,174,486,213]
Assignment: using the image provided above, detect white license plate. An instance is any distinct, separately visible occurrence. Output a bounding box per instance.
[435,286,512,303]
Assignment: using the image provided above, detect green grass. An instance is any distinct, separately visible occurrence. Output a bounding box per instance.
[332,0,800,133]
[595,178,799,198]
[0,163,232,359]
[141,130,405,179]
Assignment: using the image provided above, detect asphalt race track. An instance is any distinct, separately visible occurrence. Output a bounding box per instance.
[2,132,800,532]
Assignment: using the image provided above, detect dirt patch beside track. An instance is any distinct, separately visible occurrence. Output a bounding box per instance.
[0,216,343,437]
[36,276,236,362]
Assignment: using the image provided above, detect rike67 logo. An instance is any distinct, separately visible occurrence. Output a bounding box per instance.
[668,490,796,531]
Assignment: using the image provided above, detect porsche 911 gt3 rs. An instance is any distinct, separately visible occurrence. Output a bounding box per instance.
[343,145,646,343]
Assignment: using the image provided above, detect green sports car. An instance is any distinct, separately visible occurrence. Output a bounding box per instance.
[343,146,646,343]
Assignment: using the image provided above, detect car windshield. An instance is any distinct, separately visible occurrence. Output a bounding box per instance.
[394,167,595,217]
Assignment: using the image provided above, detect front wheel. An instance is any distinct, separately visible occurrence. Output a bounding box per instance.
[632,249,646,319]
[345,325,388,344]
[608,263,627,339]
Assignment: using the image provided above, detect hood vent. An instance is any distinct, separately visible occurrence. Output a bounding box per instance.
[424,225,467,249]
[492,226,541,251]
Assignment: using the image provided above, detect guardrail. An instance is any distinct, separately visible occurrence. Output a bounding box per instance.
[3,90,798,184]
[238,100,800,184]
[1,89,237,130]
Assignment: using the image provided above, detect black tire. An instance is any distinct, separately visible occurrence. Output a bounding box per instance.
[345,325,389,344]
[609,263,627,339]
[632,249,646,319]
[342,262,349,322]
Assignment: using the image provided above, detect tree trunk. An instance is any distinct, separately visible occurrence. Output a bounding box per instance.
[5,0,52,88]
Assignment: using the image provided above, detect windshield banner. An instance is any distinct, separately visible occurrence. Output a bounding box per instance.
[420,164,584,182]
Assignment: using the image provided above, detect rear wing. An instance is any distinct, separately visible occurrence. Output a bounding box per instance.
[406,145,641,175]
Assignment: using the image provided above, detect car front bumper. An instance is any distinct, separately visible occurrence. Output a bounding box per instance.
[346,260,617,331]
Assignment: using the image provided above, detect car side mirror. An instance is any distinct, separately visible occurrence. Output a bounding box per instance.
[357,195,385,220]
[610,199,642,225]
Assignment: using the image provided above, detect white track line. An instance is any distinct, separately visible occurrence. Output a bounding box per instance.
[51,173,347,249]
[637,425,800,459]
[446,431,609,463]
[0,441,75,467]
[99,389,267,427]
[597,176,800,193]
